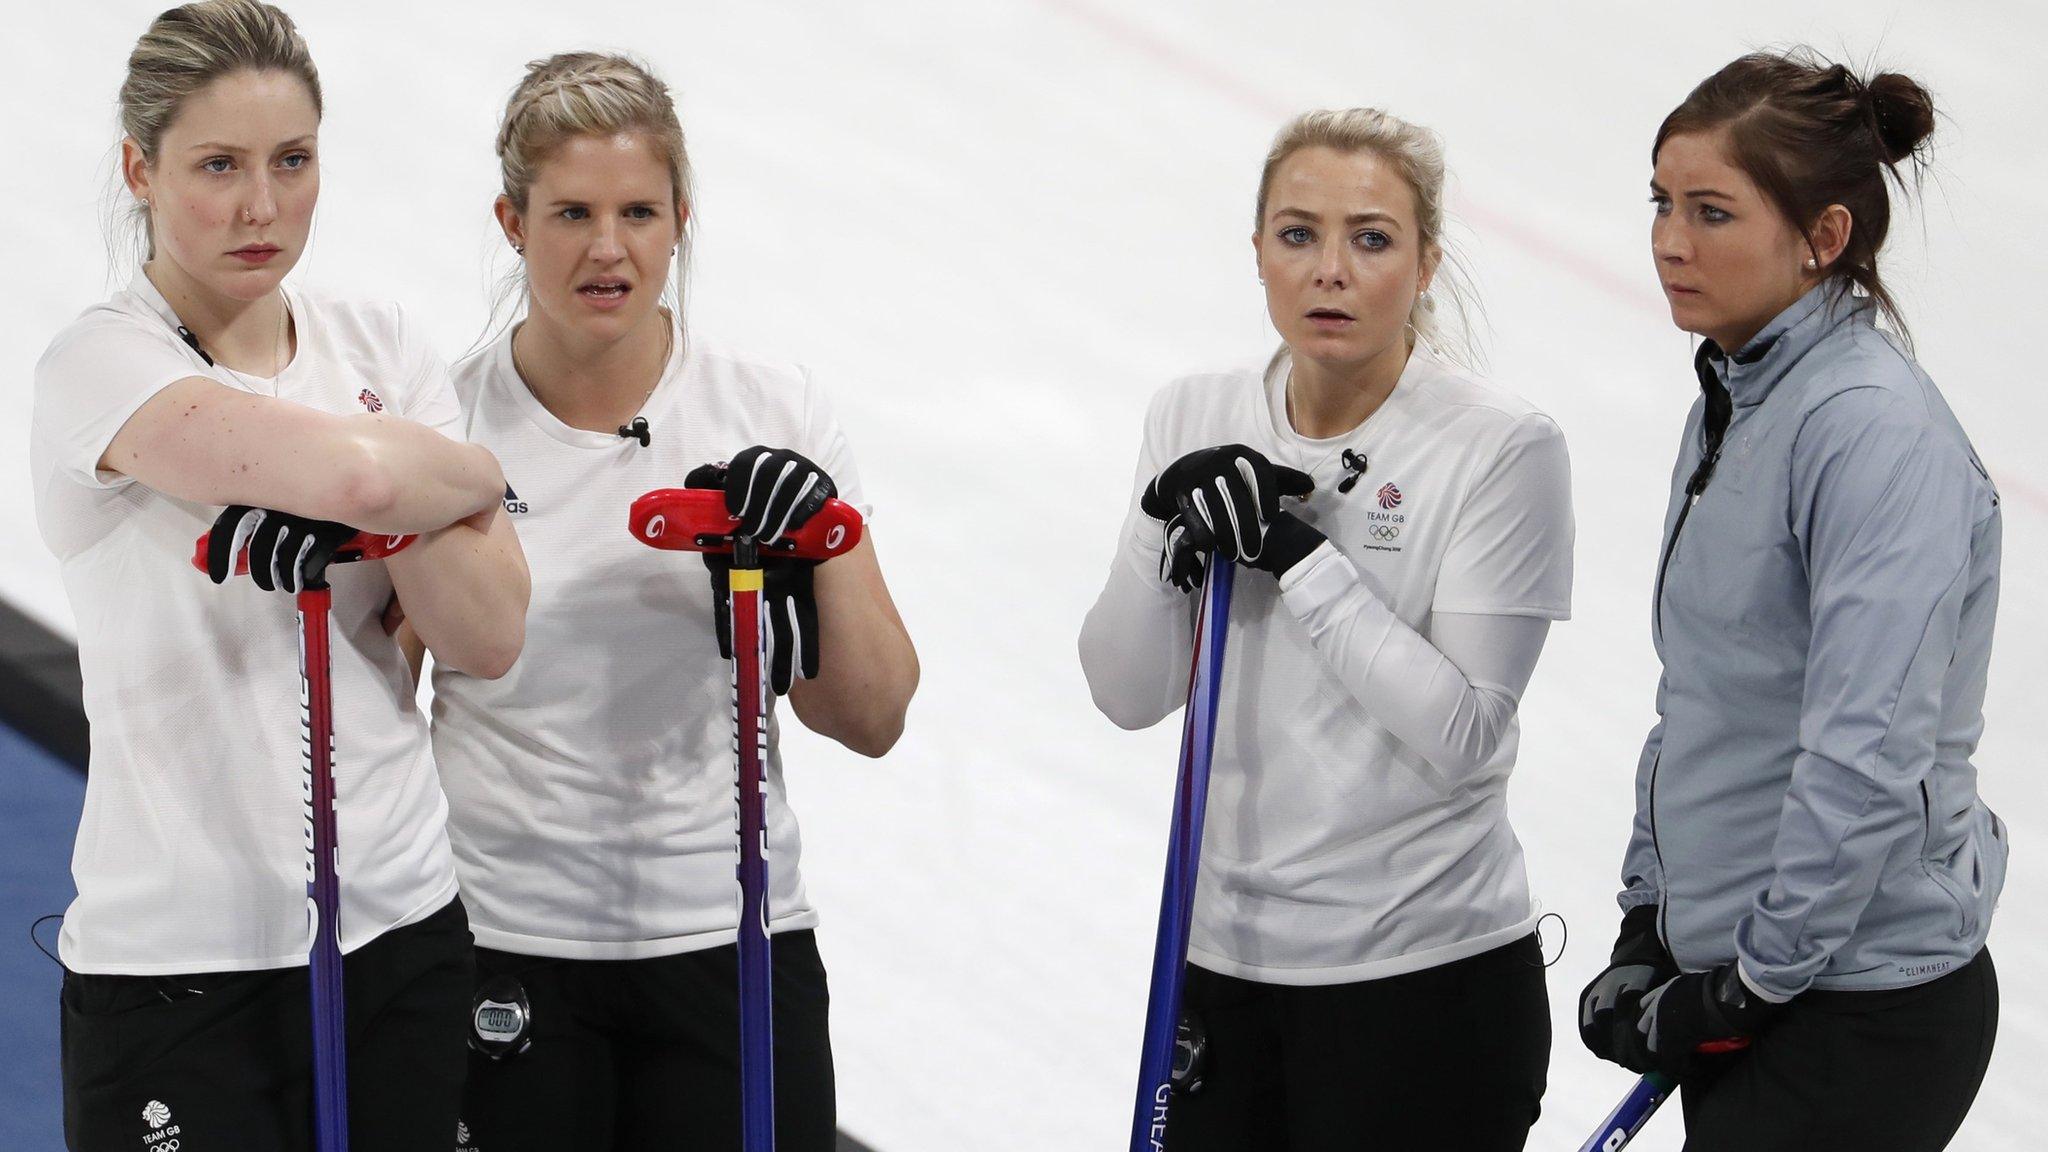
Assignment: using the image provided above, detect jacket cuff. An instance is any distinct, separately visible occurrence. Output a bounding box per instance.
[1736,958,1796,1005]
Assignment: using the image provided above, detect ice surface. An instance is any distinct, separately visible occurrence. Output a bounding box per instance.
[5,3,2043,1148]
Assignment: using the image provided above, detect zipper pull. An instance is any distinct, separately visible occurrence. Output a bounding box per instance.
[1686,449,1722,507]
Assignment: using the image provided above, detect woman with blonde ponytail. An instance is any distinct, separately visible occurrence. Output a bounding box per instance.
[1079,108,1572,1147]
[35,3,528,1148]
[414,52,917,1152]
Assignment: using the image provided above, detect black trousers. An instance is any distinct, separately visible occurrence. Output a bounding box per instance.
[1164,934,1551,1151]
[459,929,836,1152]
[1679,947,1998,1152]
[61,896,474,1152]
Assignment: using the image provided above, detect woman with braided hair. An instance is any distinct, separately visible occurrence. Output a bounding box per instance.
[411,52,917,1151]
[1578,50,2006,1151]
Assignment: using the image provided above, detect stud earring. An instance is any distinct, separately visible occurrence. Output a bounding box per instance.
[513,244,525,256]
[1805,257,1818,269]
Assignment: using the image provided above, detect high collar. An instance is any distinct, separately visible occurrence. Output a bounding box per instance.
[1695,283,1870,410]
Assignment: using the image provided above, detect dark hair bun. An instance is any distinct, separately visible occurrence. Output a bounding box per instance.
[1866,71,1935,163]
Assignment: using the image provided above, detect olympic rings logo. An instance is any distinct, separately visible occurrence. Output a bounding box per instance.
[1369,524,1401,541]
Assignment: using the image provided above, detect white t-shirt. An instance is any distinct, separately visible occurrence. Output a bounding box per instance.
[31,269,463,975]
[433,328,867,960]
[1082,347,1573,984]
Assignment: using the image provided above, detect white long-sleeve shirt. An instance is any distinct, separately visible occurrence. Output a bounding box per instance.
[1080,348,1574,984]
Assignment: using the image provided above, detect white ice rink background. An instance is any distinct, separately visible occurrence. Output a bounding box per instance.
[5,2,2044,1148]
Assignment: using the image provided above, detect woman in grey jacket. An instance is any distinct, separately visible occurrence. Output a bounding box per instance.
[1577,52,2006,1152]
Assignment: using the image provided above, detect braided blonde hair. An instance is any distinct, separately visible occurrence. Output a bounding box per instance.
[486,52,694,344]
[1256,108,1482,371]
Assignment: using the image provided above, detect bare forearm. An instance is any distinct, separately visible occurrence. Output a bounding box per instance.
[385,503,529,679]
[105,378,503,534]
[789,538,917,756]
[349,418,506,534]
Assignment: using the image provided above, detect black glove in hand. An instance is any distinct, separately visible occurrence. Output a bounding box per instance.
[718,445,836,546]
[698,552,819,695]
[206,505,358,593]
[1614,961,1782,1079]
[1159,511,1209,593]
[1144,445,1320,583]
[1579,904,1678,1065]
[686,459,824,695]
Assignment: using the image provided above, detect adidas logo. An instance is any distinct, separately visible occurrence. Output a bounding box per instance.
[503,484,529,515]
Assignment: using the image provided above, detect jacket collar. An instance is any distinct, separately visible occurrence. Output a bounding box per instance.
[1696,283,1870,409]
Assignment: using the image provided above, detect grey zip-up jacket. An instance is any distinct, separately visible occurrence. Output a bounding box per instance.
[1622,285,2008,1000]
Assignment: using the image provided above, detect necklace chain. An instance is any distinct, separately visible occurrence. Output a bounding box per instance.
[1278,365,1356,482]
[215,295,291,394]
[510,315,674,425]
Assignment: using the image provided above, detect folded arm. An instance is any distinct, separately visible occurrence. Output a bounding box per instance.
[103,376,506,534]
[1279,543,1549,782]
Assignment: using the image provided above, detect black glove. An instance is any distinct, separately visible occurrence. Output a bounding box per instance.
[717,445,836,546]
[1159,510,1210,593]
[1613,961,1783,1079]
[1143,445,1320,582]
[687,461,822,695]
[1579,904,1678,1065]
[205,506,358,593]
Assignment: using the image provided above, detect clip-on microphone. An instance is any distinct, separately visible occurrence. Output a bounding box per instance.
[1336,448,1369,494]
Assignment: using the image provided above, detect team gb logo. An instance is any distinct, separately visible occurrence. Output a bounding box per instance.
[358,388,384,413]
[1376,482,1403,510]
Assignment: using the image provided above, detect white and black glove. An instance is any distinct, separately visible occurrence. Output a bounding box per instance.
[1141,445,1320,589]
[1578,904,1679,1066]
[698,553,820,696]
[686,454,834,695]
[205,506,359,593]
[718,445,836,546]
[1614,962,1781,1079]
